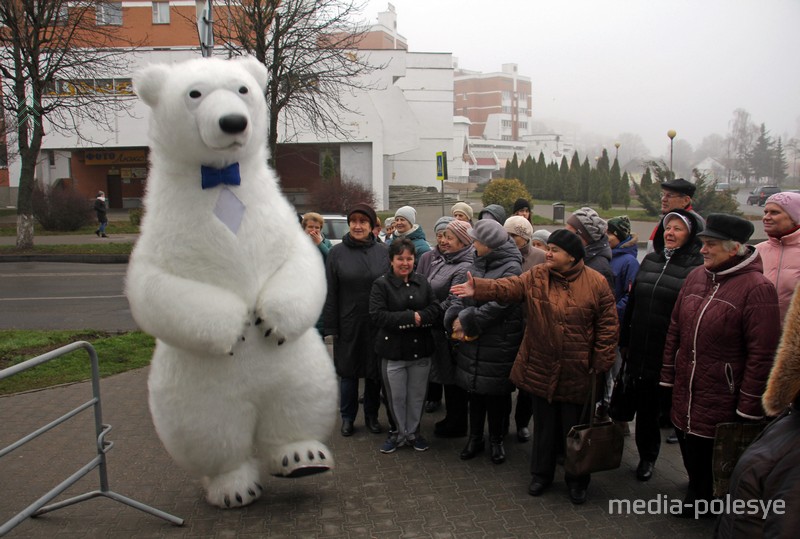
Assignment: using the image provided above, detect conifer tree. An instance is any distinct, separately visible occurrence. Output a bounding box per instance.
[506,152,519,180]
[620,171,631,209]
[610,157,622,204]
[580,157,591,202]
[774,138,788,182]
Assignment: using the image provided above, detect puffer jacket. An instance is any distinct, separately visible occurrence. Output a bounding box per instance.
[756,227,800,323]
[387,224,431,259]
[473,260,618,404]
[369,271,441,361]
[660,247,781,438]
[609,234,639,321]
[584,237,615,292]
[620,212,704,382]
[444,238,523,395]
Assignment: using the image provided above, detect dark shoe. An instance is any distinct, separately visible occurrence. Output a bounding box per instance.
[528,479,550,497]
[516,427,531,443]
[490,438,506,464]
[636,460,655,481]
[340,420,354,437]
[434,418,468,438]
[365,416,382,434]
[101,234,108,238]
[95,229,100,237]
[459,435,485,460]
[568,487,587,505]
[424,400,441,413]
[666,433,679,444]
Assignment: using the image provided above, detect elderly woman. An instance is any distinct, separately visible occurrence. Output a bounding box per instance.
[302,212,333,260]
[451,229,618,504]
[619,209,703,482]
[387,206,431,262]
[451,201,474,224]
[324,203,389,437]
[757,191,800,323]
[661,214,781,512]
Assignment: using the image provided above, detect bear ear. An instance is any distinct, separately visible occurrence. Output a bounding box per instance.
[133,64,171,107]
[236,55,268,94]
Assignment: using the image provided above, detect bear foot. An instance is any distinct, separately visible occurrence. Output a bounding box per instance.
[268,440,334,478]
[203,459,263,509]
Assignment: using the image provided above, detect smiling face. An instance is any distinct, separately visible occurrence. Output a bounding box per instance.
[391,248,415,281]
[663,216,691,250]
[763,202,795,237]
[442,230,466,252]
[545,244,576,273]
[393,216,411,234]
[435,230,448,250]
[348,213,372,242]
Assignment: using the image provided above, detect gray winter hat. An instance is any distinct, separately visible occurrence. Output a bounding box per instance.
[470,219,509,249]
[567,207,607,243]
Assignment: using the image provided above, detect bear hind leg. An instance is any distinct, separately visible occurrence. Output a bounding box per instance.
[202,458,263,509]
[268,440,334,478]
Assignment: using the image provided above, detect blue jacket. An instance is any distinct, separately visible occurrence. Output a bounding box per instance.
[388,225,431,265]
[609,234,639,322]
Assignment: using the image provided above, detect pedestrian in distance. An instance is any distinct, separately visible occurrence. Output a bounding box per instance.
[94,191,109,238]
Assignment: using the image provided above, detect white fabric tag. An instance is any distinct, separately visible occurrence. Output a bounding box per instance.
[213,187,245,234]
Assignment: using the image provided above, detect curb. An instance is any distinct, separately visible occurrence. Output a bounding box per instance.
[0,254,130,264]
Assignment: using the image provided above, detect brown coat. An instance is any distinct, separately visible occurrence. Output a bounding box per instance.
[472,260,619,404]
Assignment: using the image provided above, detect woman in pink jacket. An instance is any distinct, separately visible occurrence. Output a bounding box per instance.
[756,191,800,323]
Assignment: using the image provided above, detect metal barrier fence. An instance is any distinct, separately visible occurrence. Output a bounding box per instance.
[0,341,183,536]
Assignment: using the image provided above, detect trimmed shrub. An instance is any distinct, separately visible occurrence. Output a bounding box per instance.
[309,177,377,214]
[481,178,531,217]
[32,184,93,231]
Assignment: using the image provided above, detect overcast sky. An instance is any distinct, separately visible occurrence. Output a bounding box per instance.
[364,0,800,158]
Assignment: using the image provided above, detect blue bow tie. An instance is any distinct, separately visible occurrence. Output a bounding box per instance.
[201,163,241,189]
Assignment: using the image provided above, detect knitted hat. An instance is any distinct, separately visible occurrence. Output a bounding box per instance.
[469,219,508,249]
[512,198,531,214]
[446,219,473,246]
[765,192,800,225]
[663,211,693,232]
[532,229,551,245]
[661,178,696,197]
[504,216,533,243]
[607,215,631,242]
[547,229,585,262]
[384,216,395,228]
[434,215,455,234]
[451,201,474,221]
[394,205,416,225]
[347,203,377,229]
[697,213,754,243]
[567,207,607,243]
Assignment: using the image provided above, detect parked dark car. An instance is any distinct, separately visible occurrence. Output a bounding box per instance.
[747,186,781,206]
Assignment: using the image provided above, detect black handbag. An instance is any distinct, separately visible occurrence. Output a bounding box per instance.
[608,369,636,422]
[564,373,626,476]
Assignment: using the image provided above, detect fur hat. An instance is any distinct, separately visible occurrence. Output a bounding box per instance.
[512,198,531,214]
[469,219,508,249]
[394,205,416,225]
[697,213,754,243]
[548,229,585,262]
[532,229,551,245]
[347,203,377,229]
[661,178,696,198]
[607,215,631,242]
[451,201,474,221]
[567,207,607,243]
[765,192,800,225]
[446,219,473,246]
[763,288,800,415]
[504,216,533,243]
[434,216,455,234]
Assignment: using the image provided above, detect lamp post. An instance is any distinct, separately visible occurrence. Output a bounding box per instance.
[667,130,677,178]
[614,142,620,161]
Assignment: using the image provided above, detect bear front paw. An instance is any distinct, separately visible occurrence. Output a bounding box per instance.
[269,440,333,478]
[255,316,287,345]
[203,460,263,509]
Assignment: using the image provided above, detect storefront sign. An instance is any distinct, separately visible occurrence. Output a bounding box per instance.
[85,150,147,165]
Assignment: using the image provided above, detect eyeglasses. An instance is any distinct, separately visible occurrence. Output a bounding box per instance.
[661,192,685,199]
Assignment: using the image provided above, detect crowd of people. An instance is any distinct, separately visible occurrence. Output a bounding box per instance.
[305,185,800,521]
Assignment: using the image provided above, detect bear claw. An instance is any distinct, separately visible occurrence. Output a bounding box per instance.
[270,440,333,479]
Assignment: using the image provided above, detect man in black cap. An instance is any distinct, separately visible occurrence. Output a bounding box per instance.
[646,178,705,254]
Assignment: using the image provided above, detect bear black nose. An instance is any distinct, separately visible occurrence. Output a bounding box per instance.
[219,114,248,134]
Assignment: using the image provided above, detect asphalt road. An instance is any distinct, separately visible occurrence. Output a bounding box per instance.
[0,262,137,331]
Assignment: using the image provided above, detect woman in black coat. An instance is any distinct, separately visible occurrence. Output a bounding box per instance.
[444,220,524,464]
[324,204,389,437]
[618,209,703,482]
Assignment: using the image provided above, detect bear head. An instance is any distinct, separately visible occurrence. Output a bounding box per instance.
[134,56,269,169]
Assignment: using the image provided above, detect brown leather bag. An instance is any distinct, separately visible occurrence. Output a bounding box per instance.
[565,373,626,476]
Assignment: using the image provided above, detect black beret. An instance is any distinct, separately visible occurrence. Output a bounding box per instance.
[660,178,696,197]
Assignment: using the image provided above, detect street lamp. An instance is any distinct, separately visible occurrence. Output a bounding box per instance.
[614,142,620,161]
[667,129,677,177]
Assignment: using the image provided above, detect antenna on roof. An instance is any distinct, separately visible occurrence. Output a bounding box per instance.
[196,0,214,57]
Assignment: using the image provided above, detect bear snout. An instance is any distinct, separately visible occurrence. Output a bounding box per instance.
[219,114,248,134]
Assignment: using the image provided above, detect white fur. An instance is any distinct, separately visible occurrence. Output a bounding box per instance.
[127,56,336,509]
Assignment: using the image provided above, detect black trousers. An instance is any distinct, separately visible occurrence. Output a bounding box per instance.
[634,381,662,462]
[468,392,511,439]
[675,429,715,502]
[443,383,468,427]
[514,389,533,430]
[426,381,443,402]
[530,394,590,488]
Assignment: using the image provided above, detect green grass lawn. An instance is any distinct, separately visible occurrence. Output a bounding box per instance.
[0,220,140,237]
[0,243,134,255]
[0,330,154,395]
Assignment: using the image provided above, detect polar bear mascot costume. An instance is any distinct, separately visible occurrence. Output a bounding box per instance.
[127,56,337,509]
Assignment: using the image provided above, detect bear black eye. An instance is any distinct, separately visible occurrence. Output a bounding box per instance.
[189,90,202,99]
[238,86,248,95]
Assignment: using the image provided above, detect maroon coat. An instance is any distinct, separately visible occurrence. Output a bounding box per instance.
[660,247,780,438]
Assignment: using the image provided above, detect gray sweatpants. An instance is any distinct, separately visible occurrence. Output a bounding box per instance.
[381,357,431,444]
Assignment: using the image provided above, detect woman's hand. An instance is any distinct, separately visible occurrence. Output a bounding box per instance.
[308,229,323,246]
[450,272,475,298]
[414,312,422,326]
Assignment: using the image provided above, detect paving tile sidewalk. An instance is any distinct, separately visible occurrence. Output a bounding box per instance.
[1,366,715,538]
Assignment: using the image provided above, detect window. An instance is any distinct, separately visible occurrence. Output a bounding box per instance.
[96,3,122,26]
[501,120,513,128]
[152,2,170,24]
[518,122,527,129]
[48,151,56,167]
[43,78,134,97]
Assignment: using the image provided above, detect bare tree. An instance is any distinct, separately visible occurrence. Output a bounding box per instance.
[214,0,382,165]
[0,0,139,248]
[727,108,758,187]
